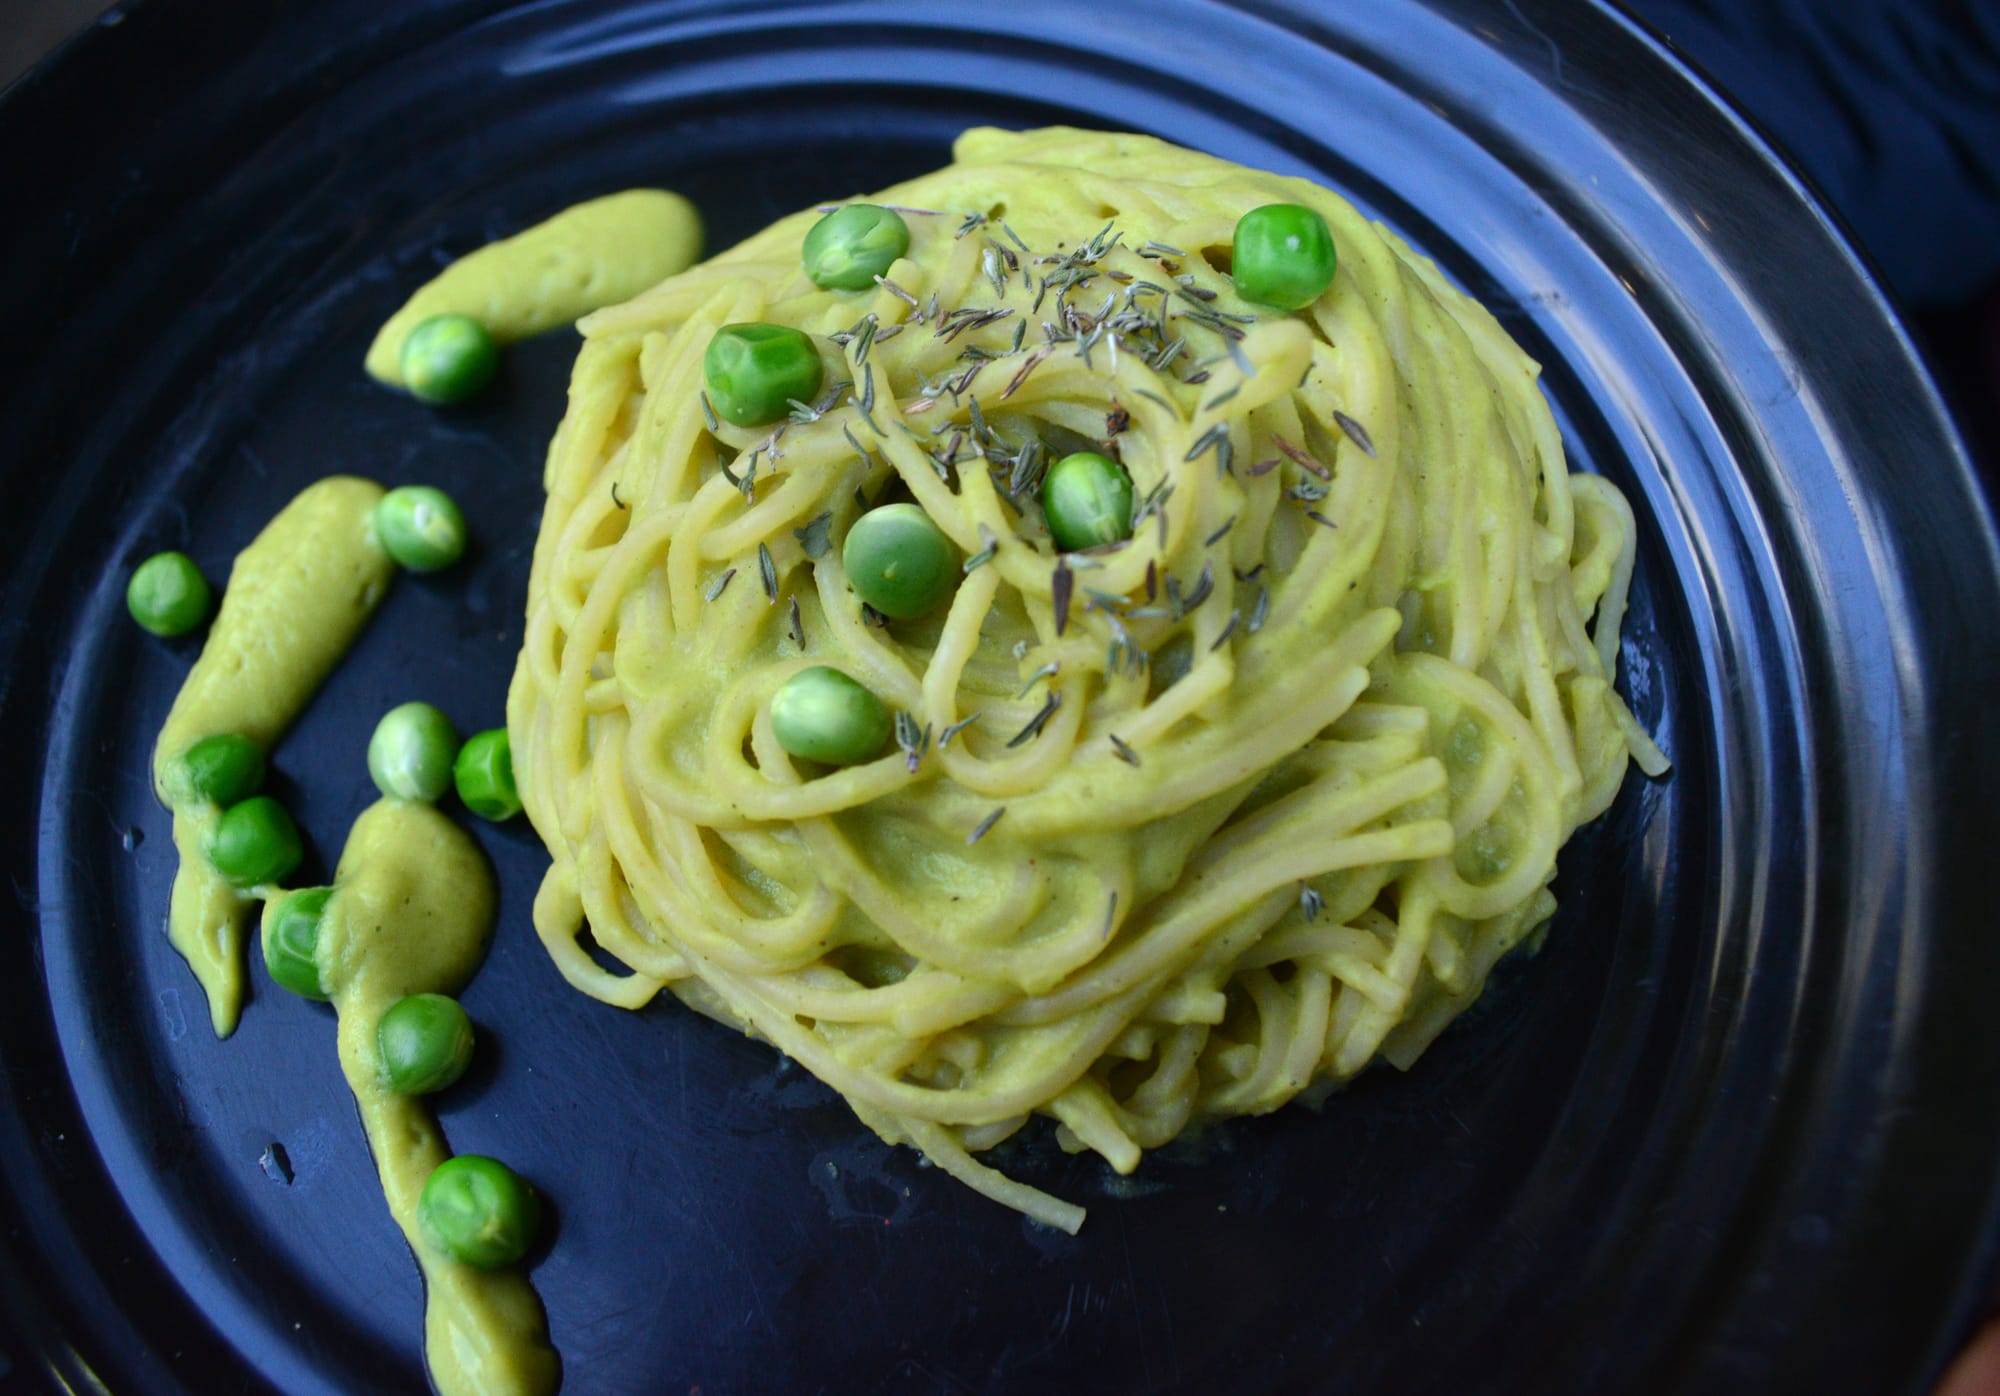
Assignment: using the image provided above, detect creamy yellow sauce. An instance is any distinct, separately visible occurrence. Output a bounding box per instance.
[365,189,705,385]
[153,476,393,1035]
[310,798,558,1396]
[151,180,711,1386]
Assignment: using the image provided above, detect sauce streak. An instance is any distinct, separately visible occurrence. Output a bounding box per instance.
[365,188,704,385]
[153,475,392,1034]
[309,798,558,1396]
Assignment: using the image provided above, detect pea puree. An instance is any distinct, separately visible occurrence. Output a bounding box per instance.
[364,188,704,385]
[153,476,393,1036]
[310,798,556,1396]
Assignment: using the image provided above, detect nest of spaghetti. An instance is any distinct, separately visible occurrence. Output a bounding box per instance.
[509,128,1663,1231]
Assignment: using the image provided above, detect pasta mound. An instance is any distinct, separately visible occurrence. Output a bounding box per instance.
[508,127,1662,1232]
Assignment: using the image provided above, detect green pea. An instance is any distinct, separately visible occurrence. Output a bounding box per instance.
[801,204,912,292]
[703,323,824,427]
[1041,451,1135,553]
[400,314,499,405]
[207,796,304,888]
[374,486,467,572]
[418,1155,542,1270]
[263,886,332,1000]
[454,729,520,822]
[378,993,475,1095]
[1230,203,1337,311]
[368,702,460,803]
[842,504,958,620]
[770,666,891,767]
[181,733,266,807]
[126,551,212,637]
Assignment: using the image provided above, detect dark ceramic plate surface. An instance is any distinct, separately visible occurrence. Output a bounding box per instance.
[3,1,1998,1393]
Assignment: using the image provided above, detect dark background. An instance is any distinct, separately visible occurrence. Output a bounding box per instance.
[1617,0,2000,489]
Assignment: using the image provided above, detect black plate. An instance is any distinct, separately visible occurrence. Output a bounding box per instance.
[4,1,1999,1392]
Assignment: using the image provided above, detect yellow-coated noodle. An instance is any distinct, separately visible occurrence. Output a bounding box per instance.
[508,128,1665,1232]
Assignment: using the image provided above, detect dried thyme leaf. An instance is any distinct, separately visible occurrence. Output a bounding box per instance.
[1174,561,1215,617]
[873,275,920,308]
[1185,422,1230,468]
[1002,347,1051,400]
[1272,433,1332,479]
[1248,584,1270,634]
[1006,691,1061,748]
[842,423,872,468]
[1333,410,1378,457]
[939,711,983,748]
[757,542,778,603]
[1104,614,1146,678]
[966,807,1005,845]
[1017,660,1061,697]
[851,313,880,366]
[963,522,999,574]
[894,711,932,773]
[793,512,834,560]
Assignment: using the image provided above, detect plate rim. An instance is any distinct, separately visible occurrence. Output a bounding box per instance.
[2,1,1997,1392]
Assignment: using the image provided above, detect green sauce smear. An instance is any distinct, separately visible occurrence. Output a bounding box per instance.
[152,475,393,1035]
[309,798,558,1396]
[145,180,703,1389]
[364,188,704,386]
